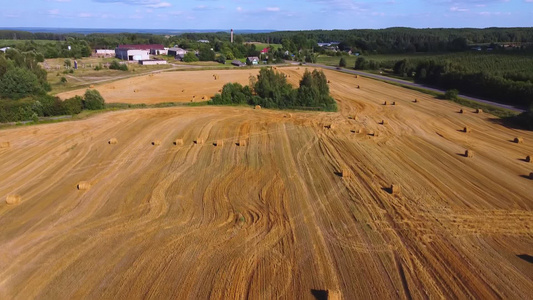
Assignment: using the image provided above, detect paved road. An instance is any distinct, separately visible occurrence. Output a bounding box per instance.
[302,63,526,113]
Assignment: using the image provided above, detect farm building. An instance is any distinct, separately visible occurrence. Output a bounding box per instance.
[260,47,270,54]
[197,40,210,43]
[231,60,246,67]
[168,47,187,58]
[139,59,168,65]
[246,56,260,65]
[95,49,115,56]
[150,48,168,55]
[115,44,164,61]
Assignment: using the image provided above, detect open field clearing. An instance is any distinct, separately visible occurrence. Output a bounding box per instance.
[57,68,261,104]
[1,68,533,299]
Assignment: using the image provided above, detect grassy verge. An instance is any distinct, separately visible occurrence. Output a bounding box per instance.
[374,79,518,118]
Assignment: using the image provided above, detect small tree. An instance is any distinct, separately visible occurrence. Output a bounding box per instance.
[183,52,199,62]
[83,89,105,110]
[64,59,72,69]
[444,89,459,100]
[60,77,68,84]
[0,68,41,99]
[216,54,226,64]
[339,57,346,68]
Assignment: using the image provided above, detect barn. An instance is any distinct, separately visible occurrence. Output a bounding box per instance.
[115,44,164,61]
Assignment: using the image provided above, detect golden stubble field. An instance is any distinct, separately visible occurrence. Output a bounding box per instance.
[1,67,533,299]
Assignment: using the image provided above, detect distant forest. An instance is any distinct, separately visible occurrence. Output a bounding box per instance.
[1,27,533,53]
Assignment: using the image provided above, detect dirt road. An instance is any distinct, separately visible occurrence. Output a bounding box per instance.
[1,68,532,299]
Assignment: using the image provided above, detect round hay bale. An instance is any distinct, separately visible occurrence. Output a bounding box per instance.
[476,108,483,113]
[5,194,21,205]
[463,127,470,133]
[182,89,185,92]
[173,139,184,146]
[357,85,360,89]
[391,184,401,194]
[284,113,292,118]
[214,140,224,147]
[238,139,247,146]
[355,75,358,78]
[392,101,396,105]
[152,140,161,146]
[459,109,464,114]
[465,150,473,158]
[381,120,387,125]
[108,138,118,145]
[414,99,418,103]
[0,141,10,148]
[514,137,524,144]
[340,168,351,178]
[356,129,362,134]
[327,80,331,83]
[525,155,531,162]
[255,105,261,110]
[89,85,95,88]
[194,139,204,145]
[77,181,91,190]
[383,101,388,105]
[202,95,208,100]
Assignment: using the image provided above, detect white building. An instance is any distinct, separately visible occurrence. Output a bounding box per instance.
[115,44,165,61]
[139,59,168,65]
[95,49,115,56]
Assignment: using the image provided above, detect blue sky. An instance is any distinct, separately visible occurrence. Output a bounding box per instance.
[1,0,532,30]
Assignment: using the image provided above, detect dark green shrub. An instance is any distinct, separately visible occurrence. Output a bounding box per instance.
[83,89,105,110]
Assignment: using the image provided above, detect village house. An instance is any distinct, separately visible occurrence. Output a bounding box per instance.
[115,44,165,61]
[246,56,260,65]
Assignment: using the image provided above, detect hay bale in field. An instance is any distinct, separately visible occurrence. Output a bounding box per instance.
[89,85,94,88]
[392,101,396,105]
[340,168,351,178]
[390,184,401,195]
[476,108,483,113]
[413,99,418,103]
[530,172,533,180]
[284,113,292,118]
[182,89,185,92]
[202,95,209,100]
[355,75,358,78]
[194,139,204,145]
[327,80,331,83]
[77,181,91,190]
[463,127,471,133]
[108,138,118,145]
[357,85,360,89]
[381,120,387,125]
[383,101,388,105]
[214,140,224,147]
[218,89,222,93]
[255,105,261,110]
[238,140,247,146]
[356,129,362,134]
[525,155,531,162]
[459,109,464,114]
[173,139,184,146]
[325,124,335,129]
[5,194,21,205]
[0,142,10,148]
[465,150,473,158]
[514,137,524,144]
[152,140,161,146]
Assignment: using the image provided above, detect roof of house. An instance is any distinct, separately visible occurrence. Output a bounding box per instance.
[247,56,260,61]
[168,47,186,52]
[231,60,245,66]
[260,47,269,53]
[117,44,165,50]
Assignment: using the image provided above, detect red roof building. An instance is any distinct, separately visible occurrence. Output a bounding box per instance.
[260,47,270,54]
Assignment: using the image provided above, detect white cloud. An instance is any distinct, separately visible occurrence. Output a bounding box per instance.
[236,6,242,12]
[450,6,469,12]
[266,7,280,12]
[47,9,61,15]
[78,12,93,17]
[93,0,172,9]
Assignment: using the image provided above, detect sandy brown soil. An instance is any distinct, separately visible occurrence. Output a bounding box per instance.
[1,68,533,299]
[56,68,261,104]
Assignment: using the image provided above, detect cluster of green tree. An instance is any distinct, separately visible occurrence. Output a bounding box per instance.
[384,54,533,107]
[109,60,128,71]
[242,28,533,54]
[0,30,72,41]
[0,48,50,100]
[8,38,91,59]
[0,89,105,123]
[211,68,336,111]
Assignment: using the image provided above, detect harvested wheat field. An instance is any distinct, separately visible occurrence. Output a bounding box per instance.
[1,68,533,299]
[56,69,260,104]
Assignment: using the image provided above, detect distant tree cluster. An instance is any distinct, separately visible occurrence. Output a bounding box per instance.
[0,48,49,99]
[211,68,337,111]
[109,60,128,71]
